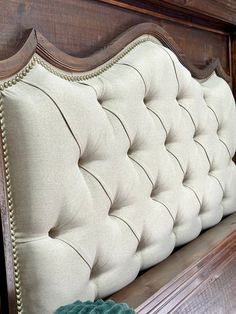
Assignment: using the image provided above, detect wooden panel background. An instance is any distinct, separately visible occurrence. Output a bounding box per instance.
[0,0,236,312]
[0,0,235,84]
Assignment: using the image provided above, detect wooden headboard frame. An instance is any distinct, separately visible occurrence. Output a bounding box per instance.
[0,1,236,313]
[0,21,235,314]
[0,23,231,83]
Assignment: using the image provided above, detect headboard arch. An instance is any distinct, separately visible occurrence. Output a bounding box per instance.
[0,23,231,83]
[0,22,235,314]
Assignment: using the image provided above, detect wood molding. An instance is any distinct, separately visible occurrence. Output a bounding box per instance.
[99,0,236,33]
[0,131,17,314]
[111,213,236,312]
[155,0,236,26]
[0,23,231,83]
[0,19,235,314]
[137,230,236,313]
[232,33,236,97]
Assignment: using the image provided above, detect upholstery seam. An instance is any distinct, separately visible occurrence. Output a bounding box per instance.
[21,81,82,156]
[116,62,147,95]
[109,214,140,242]
[183,184,202,206]
[17,236,49,243]
[103,107,132,146]
[128,155,154,187]
[166,149,185,173]
[209,173,224,193]
[79,165,113,205]
[9,37,154,86]
[77,81,99,99]
[147,107,168,135]
[0,38,232,314]
[194,139,211,167]
[152,199,175,222]
[178,104,197,131]
[97,77,105,100]
[207,105,220,127]
[219,138,231,158]
[54,237,92,270]
[159,46,180,95]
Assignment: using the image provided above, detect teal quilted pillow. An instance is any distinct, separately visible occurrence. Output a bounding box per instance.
[55,299,135,314]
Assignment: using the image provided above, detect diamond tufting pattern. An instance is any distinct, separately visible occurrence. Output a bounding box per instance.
[1,38,236,314]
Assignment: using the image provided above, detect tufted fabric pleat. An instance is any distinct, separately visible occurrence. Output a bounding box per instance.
[1,38,236,314]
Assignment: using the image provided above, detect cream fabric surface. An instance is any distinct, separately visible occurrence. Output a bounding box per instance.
[1,38,236,313]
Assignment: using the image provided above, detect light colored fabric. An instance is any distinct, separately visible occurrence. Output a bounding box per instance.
[1,38,236,314]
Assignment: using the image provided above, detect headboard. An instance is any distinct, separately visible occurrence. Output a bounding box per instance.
[0,1,236,314]
[0,21,236,314]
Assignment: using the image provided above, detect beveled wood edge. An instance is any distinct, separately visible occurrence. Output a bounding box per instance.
[137,229,236,313]
[0,23,231,83]
[110,213,236,313]
[0,132,17,313]
[0,29,37,81]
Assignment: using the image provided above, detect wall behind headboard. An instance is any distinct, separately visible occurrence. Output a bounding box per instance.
[1,0,236,91]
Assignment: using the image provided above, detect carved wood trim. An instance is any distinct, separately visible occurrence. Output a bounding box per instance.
[136,229,236,313]
[0,21,234,314]
[0,23,231,83]
[110,213,236,313]
[100,0,236,29]
[99,0,233,35]
[0,131,17,314]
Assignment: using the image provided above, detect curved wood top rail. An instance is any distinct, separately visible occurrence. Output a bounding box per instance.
[0,23,231,82]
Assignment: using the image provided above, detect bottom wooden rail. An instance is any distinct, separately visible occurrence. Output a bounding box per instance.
[110,213,236,313]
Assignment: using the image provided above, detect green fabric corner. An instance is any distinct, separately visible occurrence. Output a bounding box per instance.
[55,299,135,314]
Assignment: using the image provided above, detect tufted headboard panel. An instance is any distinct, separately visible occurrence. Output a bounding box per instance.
[0,25,236,313]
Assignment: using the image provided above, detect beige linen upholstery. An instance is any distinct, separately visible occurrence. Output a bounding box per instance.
[1,37,236,313]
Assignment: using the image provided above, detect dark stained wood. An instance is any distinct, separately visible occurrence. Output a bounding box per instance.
[232,33,236,98]
[0,0,233,80]
[0,130,17,313]
[110,213,236,313]
[0,23,231,83]
[101,0,236,32]
[173,255,236,313]
[0,29,36,81]
[158,0,236,26]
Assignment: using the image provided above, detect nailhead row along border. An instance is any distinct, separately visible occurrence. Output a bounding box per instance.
[0,35,155,313]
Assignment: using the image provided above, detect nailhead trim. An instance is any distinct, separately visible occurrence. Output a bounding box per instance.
[0,92,23,314]
[0,37,157,90]
[0,36,157,313]
[35,37,156,82]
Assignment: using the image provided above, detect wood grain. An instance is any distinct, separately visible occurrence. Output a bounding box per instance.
[0,23,231,83]
[0,0,233,81]
[100,0,236,33]
[158,0,236,26]
[110,213,236,313]
[232,33,236,98]
[0,129,17,314]
[173,254,236,313]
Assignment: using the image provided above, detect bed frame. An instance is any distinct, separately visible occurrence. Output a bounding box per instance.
[0,1,236,313]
